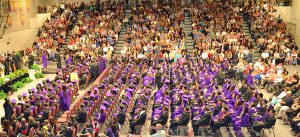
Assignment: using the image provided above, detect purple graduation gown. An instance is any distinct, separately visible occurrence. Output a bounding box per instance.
[59,90,71,111]
[42,53,47,68]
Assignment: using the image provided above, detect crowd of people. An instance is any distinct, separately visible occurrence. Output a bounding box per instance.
[1,0,300,137]
[67,1,124,59]
[245,2,299,65]
[191,0,252,64]
[120,0,188,61]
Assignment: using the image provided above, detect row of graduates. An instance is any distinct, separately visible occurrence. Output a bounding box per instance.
[1,53,108,137]
[2,78,77,136]
[127,58,278,136]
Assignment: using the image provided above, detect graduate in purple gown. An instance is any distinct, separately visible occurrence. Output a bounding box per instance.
[59,85,71,111]
[42,51,48,70]
[66,54,73,65]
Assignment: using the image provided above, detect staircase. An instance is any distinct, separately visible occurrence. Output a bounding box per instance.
[184,10,195,55]
[242,14,260,62]
[36,12,82,74]
[115,10,131,56]
[64,12,83,47]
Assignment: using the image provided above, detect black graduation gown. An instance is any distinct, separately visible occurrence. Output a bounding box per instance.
[13,54,22,70]
[28,55,35,69]
[3,100,13,120]
[4,58,11,75]
[57,53,62,69]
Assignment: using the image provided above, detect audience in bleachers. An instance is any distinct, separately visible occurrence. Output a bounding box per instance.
[246,2,299,65]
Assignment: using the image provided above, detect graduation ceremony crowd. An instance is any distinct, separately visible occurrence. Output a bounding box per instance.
[1,0,300,137]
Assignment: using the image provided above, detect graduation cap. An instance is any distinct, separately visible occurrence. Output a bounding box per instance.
[90,93,95,98]
[22,92,27,97]
[104,101,109,106]
[53,101,58,106]
[80,104,85,108]
[36,95,41,100]
[42,80,46,85]
[11,99,17,104]
[44,103,49,106]
[93,87,99,92]
[17,95,22,99]
[28,89,32,94]
[25,103,31,108]
[83,96,89,101]
[100,105,107,110]
[106,92,112,97]
[48,94,54,99]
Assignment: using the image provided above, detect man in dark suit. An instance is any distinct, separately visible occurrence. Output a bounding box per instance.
[41,103,50,121]
[129,107,147,134]
[117,106,126,125]
[155,68,162,89]
[76,104,87,124]
[28,52,35,69]
[169,107,190,133]
[57,50,62,69]
[90,60,99,80]
[3,98,13,121]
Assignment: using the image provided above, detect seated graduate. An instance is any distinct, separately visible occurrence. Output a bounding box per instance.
[129,106,147,134]
[151,106,169,126]
[209,106,231,132]
[192,106,212,135]
[117,105,126,125]
[105,117,120,137]
[251,109,276,134]
[169,107,190,134]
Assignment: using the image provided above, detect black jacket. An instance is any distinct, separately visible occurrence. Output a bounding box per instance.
[180,112,190,125]
[77,109,87,123]
[136,111,147,125]
[117,110,126,125]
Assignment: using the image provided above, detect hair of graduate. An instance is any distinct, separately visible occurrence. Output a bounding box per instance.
[62,85,67,91]
[258,93,264,98]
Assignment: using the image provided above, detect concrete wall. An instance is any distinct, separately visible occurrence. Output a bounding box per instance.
[0,13,50,53]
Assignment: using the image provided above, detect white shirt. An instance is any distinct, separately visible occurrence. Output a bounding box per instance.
[201,52,208,59]
[103,47,108,53]
[254,62,262,69]
[261,52,269,59]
